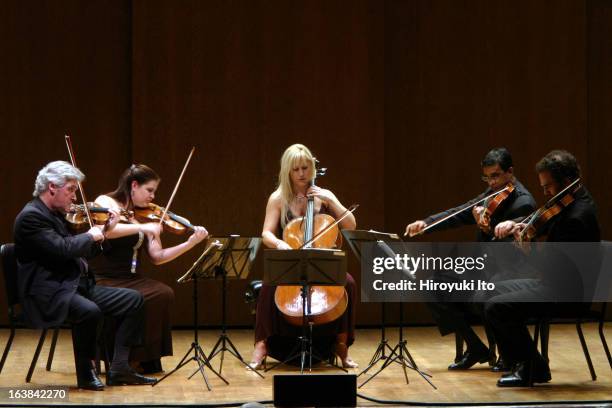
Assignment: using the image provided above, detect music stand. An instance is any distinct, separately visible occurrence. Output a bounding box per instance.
[263,248,348,374]
[341,230,435,389]
[201,235,264,379]
[153,241,228,390]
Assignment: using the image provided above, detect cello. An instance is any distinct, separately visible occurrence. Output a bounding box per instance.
[274,164,349,326]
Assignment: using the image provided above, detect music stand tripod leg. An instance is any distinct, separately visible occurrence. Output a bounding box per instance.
[358,341,402,388]
[186,345,229,385]
[359,302,392,377]
[206,239,265,379]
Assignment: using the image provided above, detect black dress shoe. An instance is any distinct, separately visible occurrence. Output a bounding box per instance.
[448,349,489,370]
[496,361,551,387]
[107,369,157,386]
[77,368,105,391]
[491,357,511,372]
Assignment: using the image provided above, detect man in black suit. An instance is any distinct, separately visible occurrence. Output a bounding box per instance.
[14,161,156,390]
[405,148,536,371]
[487,150,601,386]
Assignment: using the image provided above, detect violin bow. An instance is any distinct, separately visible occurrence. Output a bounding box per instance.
[158,146,196,228]
[64,134,96,231]
[300,204,359,249]
[406,185,512,237]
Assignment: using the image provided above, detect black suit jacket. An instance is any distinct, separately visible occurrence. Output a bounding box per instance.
[424,179,536,242]
[13,198,100,328]
[537,187,601,299]
[544,187,601,243]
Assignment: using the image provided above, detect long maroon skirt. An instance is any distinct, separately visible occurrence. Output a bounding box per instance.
[254,273,357,361]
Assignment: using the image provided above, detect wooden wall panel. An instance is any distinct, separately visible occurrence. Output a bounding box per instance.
[385,0,588,243]
[0,0,132,323]
[587,0,612,241]
[131,0,385,326]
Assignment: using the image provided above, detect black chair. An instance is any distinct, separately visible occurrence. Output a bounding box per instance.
[532,302,610,382]
[0,243,62,382]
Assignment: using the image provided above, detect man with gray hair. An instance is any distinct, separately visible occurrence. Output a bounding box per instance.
[14,161,156,390]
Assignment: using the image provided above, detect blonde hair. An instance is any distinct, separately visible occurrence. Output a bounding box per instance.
[276,144,316,228]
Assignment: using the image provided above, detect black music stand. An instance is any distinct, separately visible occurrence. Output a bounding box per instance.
[342,230,435,389]
[201,235,264,379]
[263,248,348,374]
[153,241,229,390]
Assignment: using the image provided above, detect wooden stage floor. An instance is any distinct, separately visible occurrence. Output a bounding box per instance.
[0,324,610,406]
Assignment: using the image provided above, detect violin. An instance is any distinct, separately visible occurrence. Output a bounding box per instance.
[274,162,349,326]
[134,203,196,235]
[518,179,581,242]
[477,183,515,233]
[65,202,132,232]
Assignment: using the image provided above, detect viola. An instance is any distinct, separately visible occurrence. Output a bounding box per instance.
[65,202,132,232]
[518,178,581,242]
[477,183,515,233]
[274,163,349,326]
[134,203,196,235]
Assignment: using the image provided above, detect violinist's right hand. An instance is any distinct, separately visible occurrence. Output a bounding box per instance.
[88,226,106,242]
[140,222,163,238]
[405,220,426,237]
[275,240,292,250]
[494,220,518,240]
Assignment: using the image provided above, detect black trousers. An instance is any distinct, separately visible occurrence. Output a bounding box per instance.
[483,279,553,365]
[67,284,144,364]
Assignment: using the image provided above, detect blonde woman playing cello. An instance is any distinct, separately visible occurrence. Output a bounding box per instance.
[249,143,358,369]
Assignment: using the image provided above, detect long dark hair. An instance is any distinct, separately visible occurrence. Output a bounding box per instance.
[108,164,160,207]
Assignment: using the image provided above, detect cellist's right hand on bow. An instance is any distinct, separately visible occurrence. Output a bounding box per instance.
[405,220,426,237]
[494,220,519,240]
[275,240,292,250]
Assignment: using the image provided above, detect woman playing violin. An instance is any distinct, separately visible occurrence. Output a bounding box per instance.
[89,164,208,374]
[250,143,358,369]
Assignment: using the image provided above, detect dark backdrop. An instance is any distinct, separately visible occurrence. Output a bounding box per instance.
[1,0,610,327]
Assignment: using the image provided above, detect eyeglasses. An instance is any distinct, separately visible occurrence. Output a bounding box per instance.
[481,173,504,183]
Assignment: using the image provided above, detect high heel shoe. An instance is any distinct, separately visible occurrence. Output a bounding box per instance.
[249,341,267,370]
[335,342,359,369]
[248,357,267,370]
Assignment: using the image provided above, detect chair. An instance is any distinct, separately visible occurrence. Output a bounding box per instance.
[532,302,610,382]
[529,240,611,383]
[0,243,62,382]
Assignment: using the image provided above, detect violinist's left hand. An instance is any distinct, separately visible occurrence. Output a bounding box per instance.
[103,209,120,234]
[188,226,209,245]
[307,186,336,205]
[472,206,485,222]
[512,223,527,242]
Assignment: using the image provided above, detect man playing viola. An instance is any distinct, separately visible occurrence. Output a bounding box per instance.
[486,150,601,387]
[404,148,536,371]
[14,161,156,390]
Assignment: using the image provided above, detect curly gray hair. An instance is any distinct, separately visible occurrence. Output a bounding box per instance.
[33,161,84,197]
